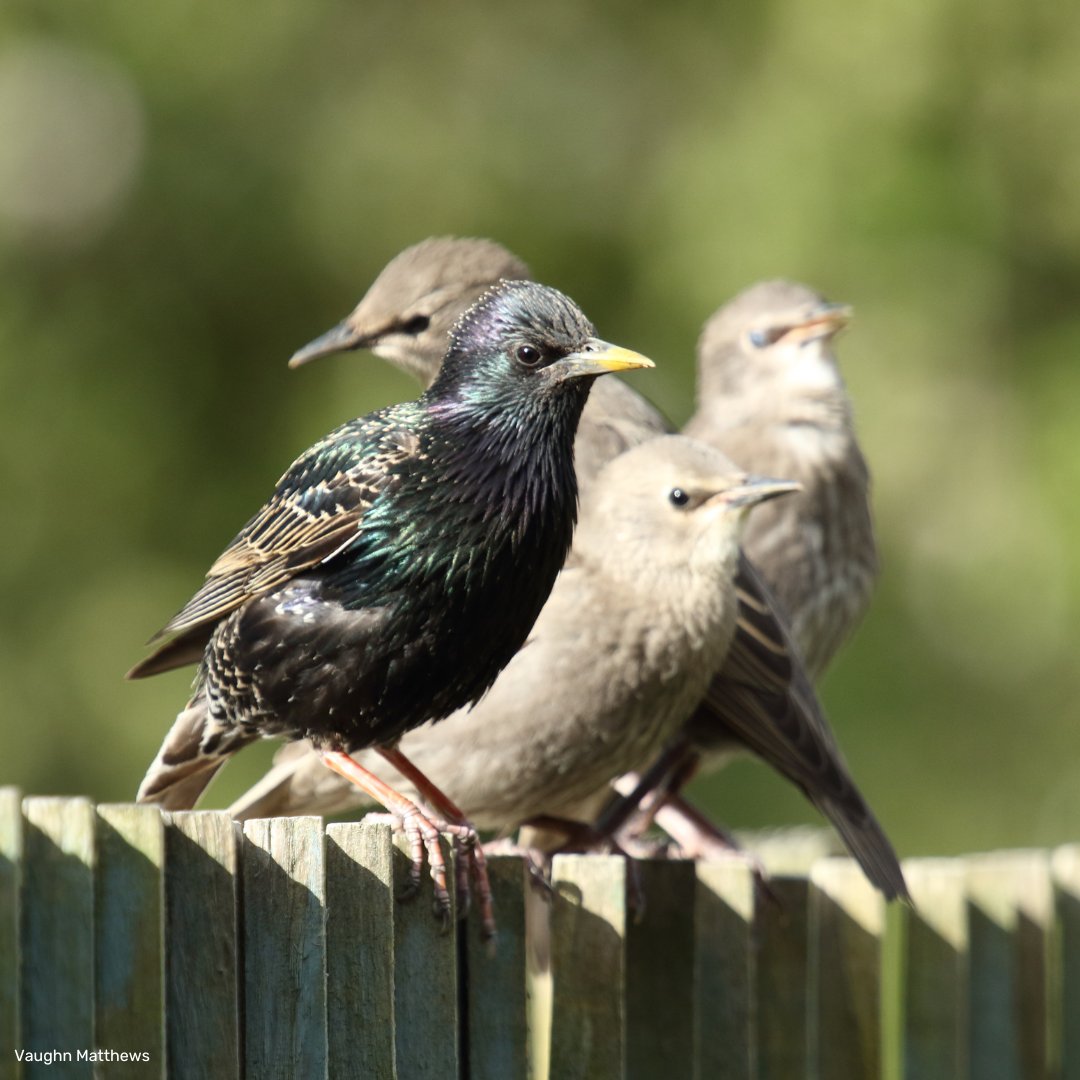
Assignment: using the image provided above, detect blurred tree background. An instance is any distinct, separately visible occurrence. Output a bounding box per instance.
[2,0,1078,860]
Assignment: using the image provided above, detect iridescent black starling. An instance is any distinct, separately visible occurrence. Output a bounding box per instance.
[241,238,906,900]
[130,280,654,928]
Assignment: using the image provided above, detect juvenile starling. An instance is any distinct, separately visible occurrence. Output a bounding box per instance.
[231,437,799,832]
[684,280,878,678]
[229,239,907,900]
[638,284,896,895]
[130,279,654,928]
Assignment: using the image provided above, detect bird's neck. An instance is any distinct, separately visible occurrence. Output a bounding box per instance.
[699,374,853,443]
[423,390,583,541]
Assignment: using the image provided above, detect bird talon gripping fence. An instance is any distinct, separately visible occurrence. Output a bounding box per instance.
[1,791,1076,1079]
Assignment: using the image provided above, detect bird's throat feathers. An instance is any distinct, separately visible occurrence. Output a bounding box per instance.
[423,390,583,544]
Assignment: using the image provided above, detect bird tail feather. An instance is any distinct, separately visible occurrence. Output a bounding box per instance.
[137,699,252,811]
[813,794,910,903]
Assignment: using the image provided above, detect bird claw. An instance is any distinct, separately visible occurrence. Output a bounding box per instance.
[366,809,495,938]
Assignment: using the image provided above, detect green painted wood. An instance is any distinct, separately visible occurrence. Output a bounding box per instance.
[694,859,757,1080]
[391,832,459,1079]
[94,805,164,1077]
[20,797,96,1078]
[809,857,885,1080]
[466,854,529,1080]
[966,850,1052,1080]
[242,816,327,1079]
[163,811,240,1079]
[0,789,22,1080]
[549,853,627,1080]
[1054,845,1080,1080]
[756,874,810,1080]
[625,858,696,1080]
[901,859,967,1080]
[325,820,396,1080]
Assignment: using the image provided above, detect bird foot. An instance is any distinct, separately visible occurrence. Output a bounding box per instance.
[322,749,495,937]
[374,747,496,939]
[366,809,458,930]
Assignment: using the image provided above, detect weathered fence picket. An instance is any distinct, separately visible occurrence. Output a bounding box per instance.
[465,854,530,1080]
[325,819,396,1080]
[163,810,240,1079]
[693,859,757,1080]
[756,875,812,1079]
[966,850,1053,1080]
[809,857,885,1079]
[391,833,459,1079]
[901,858,969,1079]
[549,853,627,1079]
[21,797,96,1078]
[1,792,1077,1080]
[625,858,697,1080]
[94,804,164,1077]
[242,816,327,1080]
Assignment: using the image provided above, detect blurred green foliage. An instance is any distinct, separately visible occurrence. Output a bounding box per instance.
[2,0,1078,859]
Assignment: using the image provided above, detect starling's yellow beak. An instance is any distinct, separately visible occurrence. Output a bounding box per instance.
[548,338,655,382]
[717,477,802,510]
[289,320,375,368]
[782,302,853,347]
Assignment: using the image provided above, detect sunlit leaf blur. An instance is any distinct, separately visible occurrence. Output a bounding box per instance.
[2,1,1078,858]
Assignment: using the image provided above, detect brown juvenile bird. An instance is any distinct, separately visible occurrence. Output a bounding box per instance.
[684,280,877,678]
[230,238,907,901]
[644,281,880,856]
[232,437,800,832]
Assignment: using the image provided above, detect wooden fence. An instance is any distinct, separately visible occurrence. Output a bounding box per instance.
[0,787,1077,1079]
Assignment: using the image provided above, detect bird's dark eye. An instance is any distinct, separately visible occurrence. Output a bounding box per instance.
[749,326,787,349]
[401,315,430,335]
[516,344,543,367]
[669,488,690,508]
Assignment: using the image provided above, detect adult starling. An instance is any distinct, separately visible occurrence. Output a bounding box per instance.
[232,437,799,833]
[683,280,878,678]
[239,238,906,900]
[129,279,654,928]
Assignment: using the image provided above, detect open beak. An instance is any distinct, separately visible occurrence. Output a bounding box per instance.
[289,320,377,369]
[548,338,655,382]
[718,476,802,510]
[782,302,853,347]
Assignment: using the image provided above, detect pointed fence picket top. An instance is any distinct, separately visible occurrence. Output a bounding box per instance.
[0,796,1075,1078]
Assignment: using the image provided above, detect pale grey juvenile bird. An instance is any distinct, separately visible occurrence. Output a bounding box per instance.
[232,437,799,830]
[683,280,877,678]
[230,238,908,901]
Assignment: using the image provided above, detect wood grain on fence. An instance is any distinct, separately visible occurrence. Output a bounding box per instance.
[0,791,1076,1080]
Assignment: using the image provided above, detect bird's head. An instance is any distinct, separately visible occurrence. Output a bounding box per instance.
[577,435,801,587]
[288,237,532,385]
[698,280,852,400]
[426,280,654,416]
